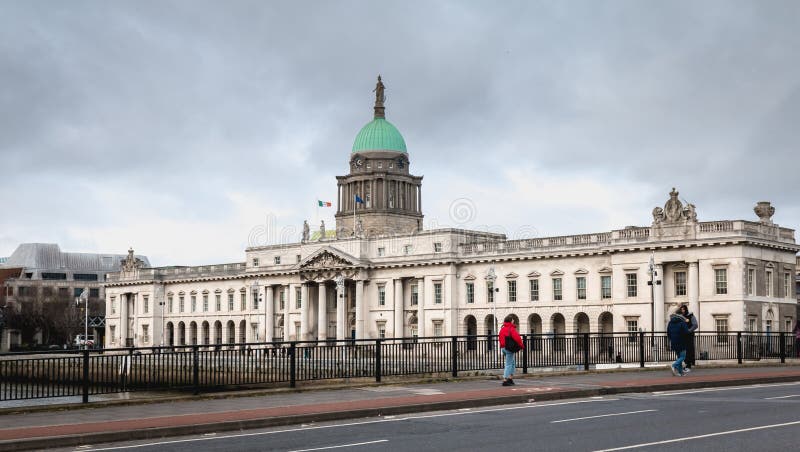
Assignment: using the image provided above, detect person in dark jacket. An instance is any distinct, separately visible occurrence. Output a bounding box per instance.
[667,309,690,376]
[679,304,698,371]
[498,315,524,386]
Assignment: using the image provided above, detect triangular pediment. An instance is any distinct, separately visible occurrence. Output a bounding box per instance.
[598,267,613,274]
[574,268,589,275]
[550,269,564,276]
[505,272,519,279]
[463,274,477,281]
[299,247,360,270]
[527,271,541,278]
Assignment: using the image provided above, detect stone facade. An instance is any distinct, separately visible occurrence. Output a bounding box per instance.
[102,83,799,349]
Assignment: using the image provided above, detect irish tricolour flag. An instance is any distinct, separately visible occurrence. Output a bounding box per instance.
[318,200,332,207]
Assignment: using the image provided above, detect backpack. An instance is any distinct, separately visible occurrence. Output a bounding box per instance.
[504,334,521,353]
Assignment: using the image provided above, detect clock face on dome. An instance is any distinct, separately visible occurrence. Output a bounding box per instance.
[355,158,363,167]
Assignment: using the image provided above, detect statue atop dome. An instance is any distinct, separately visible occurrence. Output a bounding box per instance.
[373,75,386,119]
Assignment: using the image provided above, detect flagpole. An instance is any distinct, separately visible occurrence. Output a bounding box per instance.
[353,194,356,235]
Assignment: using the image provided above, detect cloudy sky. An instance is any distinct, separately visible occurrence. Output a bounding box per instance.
[1,1,798,266]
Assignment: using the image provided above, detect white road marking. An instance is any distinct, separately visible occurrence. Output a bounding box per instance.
[288,439,388,452]
[652,381,800,396]
[84,398,617,450]
[594,419,800,451]
[764,394,800,400]
[551,409,657,424]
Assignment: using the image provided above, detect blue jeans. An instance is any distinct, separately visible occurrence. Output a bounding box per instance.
[502,348,516,379]
[673,350,686,375]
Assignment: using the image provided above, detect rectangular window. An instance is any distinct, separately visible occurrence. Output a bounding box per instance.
[203,294,209,312]
[552,278,562,301]
[715,317,729,343]
[508,280,517,302]
[241,292,247,311]
[228,293,234,311]
[168,296,174,313]
[433,321,443,337]
[73,273,98,281]
[411,283,419,305]
[601,276,612,299]
[58,287,69,299]
[143,295,149,314]
[109,325,116,344]
[749,316,757,332]
[784,273,791,298]
[786,318,793,333]
[626,274,638,297]
[74,288,83,298]
[715,268,727,295]
[215,294,221,311]
[296,254,301,263]
[142,324,149,344]
[434,282,442,304]
[529,279,539,301]
[295,287,302,309]
[378,323,386,339]
[410,327,418,338]
[675,271,687,296]
[252,291,259,310]
[191,295,197,312]
[626,319,639,343]
[274,256,281,265]
[279,290,286,310]
[466,282,474,304]
[576,277,586,300]
[89,288,100,298]
[434,242,443,253]
[110,296,116,314]
[253,258,259,267]
[487,282,494,303]
[747,268,755,296]
[378,285,386,306]
[766,271,773,297]
[179,296,185,313]
[377,247,385,257]
[403,244,413,255]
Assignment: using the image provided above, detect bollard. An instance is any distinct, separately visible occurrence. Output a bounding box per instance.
[289,342,297,388]
[639,332,645,368]
[737,332,743,364]
[522,334,528,374]
[451,336,458,378]
[780,333,786,364]
[192,345,200,395]
[376,339,383,382]
[82,349,90,404]
[583,333,590,371]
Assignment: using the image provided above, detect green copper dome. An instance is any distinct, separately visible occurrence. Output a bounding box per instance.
[351,118,407,153]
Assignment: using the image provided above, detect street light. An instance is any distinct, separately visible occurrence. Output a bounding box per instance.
[486,266,498,337]
[647,252,661,347]
[76,289,89,350]
[159,297,166,348]
[252,279,261,342]
[335,276,344,342]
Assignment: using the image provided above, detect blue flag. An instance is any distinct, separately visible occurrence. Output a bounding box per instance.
[355,195,365,204]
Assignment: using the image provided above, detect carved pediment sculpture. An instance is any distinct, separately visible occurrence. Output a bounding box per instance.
[652,188,698,226]
[121,247,145,272]
[301,250,353,270]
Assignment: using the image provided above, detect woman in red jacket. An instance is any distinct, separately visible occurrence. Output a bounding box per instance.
[498,315,524,386]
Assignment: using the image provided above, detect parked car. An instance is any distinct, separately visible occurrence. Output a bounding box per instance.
[74,334,95,348]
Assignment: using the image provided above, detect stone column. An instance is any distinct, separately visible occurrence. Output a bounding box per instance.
[120,293,129,344]
[283,286,291,342]
[317,283,327,341]
[355,280,365,339]
[336,283,346,340]
[394,279,404,338]
[688,261,700,323]
[654,265,665,331]
[300,284,309,341]
[446,264,458,336]
[417,278,426,338]
[265,286,274,343]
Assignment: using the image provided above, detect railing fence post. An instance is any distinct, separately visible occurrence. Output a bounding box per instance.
[451,336,458,378]
[780,333,786,364]
[639,332,645,368]
[583,333,590,371]
[737,332,743,364]
[193,345,200,395]
[290,342,297,388]
[376,339,382,382]
[522,334,528,374]
[82,349,90,404]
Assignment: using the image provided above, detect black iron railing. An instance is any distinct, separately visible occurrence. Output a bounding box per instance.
[1,331,796,403]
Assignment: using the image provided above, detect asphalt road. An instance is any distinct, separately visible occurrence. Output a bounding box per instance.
[58,381,800,452]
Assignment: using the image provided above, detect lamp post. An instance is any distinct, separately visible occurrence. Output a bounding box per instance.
[159,297,165,348]
[647,252,661,347]
[76,289,89,350]
[335,275,344,342]
[486,267,498,337]
[252,279,261,342]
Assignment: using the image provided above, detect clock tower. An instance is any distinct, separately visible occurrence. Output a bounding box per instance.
[334,76,424,238]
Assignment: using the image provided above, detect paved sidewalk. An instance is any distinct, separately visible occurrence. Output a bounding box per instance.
[2,364,800,451]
